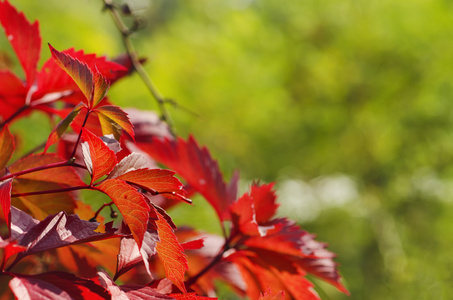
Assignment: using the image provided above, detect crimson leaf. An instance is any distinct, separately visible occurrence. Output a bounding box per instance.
[139,136,238,221]
[0,0,41,86]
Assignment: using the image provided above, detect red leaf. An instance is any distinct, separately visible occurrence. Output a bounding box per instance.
[37,48,127,98]
[0,125,15,170]
[96,179,150,248]
[9,272,110,300]
[49,44,94,106]
[0,0,41,85]
[181,238,204,251]
[155,211,188,293]
[81,128,117,183]
[116,169,185,199]
[229,184,349,295]
[10,207,119,257]
[139,136,238,221]
[95,105,135,140]
[227,250,320,300]
[0,178,12,236]
[0,236,25,264]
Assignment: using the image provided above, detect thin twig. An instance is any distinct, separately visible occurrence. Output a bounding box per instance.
[102,0,175,135]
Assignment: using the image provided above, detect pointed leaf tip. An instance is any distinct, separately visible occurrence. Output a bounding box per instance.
[49,43,94,105]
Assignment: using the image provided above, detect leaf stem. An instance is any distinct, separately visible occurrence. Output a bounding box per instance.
[70,109,91,158]
[0,105,30,129]
[0,160,86,182]
[102,0,175,135]
[10,185,92,198]
[186,235,234,287]
[90,201,114,222]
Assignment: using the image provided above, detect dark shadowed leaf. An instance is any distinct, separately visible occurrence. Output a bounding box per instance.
[11,209,119,258]
[9,272,110,300]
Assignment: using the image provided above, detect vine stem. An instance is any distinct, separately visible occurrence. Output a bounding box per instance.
[186,235,234,287]
[0,105,30,130]
[102,0,175,135]
[70,109,91,158]
[10,185,92,198]
[0,160,86,182]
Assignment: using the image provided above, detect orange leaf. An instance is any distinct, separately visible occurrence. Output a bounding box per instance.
[96,179,150,248]
[156,211,188,293]
[9,154,84,186]
[94,105,134,140]
[0,125,14,171]
[81,128,117,184]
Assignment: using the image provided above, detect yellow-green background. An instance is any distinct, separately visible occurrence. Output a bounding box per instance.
[4,0,453,299]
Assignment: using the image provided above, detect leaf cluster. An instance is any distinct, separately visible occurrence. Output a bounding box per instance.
[0,1,348,299]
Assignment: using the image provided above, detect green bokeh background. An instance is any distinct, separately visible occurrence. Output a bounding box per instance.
[4,0,453,299]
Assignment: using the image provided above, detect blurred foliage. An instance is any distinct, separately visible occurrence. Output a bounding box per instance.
[5,0,453,299]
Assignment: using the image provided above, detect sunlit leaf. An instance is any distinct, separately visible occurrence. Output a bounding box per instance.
[155,211,188,293]
[49,44,93,106]
[81,128,117,184]
[96,179,150,248]
[95,105,134,141]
